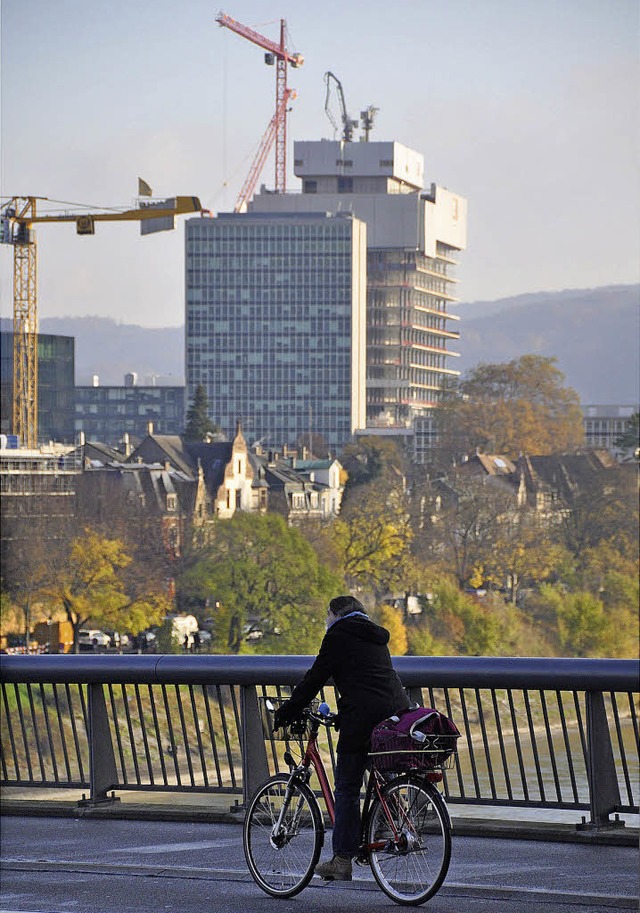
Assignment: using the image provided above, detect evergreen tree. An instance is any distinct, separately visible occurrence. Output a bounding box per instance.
[614,412,639,459]
[184,385,220,441]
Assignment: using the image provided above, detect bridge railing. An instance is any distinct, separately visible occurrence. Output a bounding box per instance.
[1,654,638,828]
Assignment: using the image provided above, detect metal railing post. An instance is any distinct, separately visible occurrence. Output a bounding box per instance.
[239,684,270,808]
[79,683,119,806]
[582,690,622,828]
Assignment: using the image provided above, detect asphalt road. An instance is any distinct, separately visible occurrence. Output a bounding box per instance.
[1,816,637,913]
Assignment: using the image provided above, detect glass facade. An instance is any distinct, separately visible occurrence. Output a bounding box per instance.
[0,332,75,443]
[185,212,366,452]
[74,386,185,444]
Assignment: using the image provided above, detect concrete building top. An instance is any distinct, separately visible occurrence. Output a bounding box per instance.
[294,139,424,189]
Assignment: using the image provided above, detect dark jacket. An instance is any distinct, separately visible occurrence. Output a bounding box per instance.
[286,614,408,753]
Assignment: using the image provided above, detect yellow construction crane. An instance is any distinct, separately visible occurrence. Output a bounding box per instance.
[1,192,202,448]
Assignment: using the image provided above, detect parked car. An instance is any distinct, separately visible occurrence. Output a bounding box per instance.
[78,629,111,651]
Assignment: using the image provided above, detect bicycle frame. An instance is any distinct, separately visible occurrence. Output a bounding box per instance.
[247,705,453,905]
[294,719,336,825]
[287,716,419,855]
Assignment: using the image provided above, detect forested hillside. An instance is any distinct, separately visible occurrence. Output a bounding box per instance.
[457,284,638,402]
[2,283,637,402]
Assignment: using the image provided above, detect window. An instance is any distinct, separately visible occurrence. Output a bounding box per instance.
[166,494,177,512]
[303,180,317,194]
[337,177,353,193]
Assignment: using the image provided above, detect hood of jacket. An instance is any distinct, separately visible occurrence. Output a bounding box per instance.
[328,614,390,645]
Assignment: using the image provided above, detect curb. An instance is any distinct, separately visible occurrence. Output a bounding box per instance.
[1,799,637,846]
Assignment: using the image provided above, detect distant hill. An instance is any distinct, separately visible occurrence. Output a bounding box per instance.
[0,316,185,387]
[2,284,638,403]
[457,284,639,403]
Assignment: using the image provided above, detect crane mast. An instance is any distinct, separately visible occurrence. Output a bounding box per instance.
[1,193,202,448]
[216,11,303,197]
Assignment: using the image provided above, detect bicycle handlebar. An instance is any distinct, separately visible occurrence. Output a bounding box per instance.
[265,698,338,729]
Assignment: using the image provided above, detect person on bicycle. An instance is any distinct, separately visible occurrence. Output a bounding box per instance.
[273,594,407,882]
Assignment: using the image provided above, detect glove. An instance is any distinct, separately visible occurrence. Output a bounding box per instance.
[273,702,293,731]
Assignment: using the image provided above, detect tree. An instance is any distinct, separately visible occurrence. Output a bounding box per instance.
[560,467,638,582]
[419,475,513,589]
[614,412,639,460]
[483,509,568,603]
[184,384,221,441]
[411,578,504,656]
[339,437,407,489]
[41,530,168,650]
[332,474,413,594]
[374,604,408,655]
[177,513,342,654]
[435,355,584,459]
[1,531,53,648]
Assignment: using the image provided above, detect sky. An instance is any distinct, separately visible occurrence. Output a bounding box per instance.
[1,0,639,328]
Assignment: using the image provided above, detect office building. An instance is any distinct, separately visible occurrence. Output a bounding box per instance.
[582,404,639,455]
[75,379,185,445]
[250,139,467,462]
[1,332,75,444]
[185,211,366,453]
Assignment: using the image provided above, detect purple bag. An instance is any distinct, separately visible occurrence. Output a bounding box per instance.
[370,706,460,772]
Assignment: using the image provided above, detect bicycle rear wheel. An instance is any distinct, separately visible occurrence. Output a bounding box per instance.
[367,775,451,906]
[243,773,324,898]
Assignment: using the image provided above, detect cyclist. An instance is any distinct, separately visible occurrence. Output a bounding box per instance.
[273,594,407,882]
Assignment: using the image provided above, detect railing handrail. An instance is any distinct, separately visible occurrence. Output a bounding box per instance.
[1,654,638,692]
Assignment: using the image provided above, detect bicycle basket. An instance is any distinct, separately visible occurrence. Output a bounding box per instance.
[369,707,461,773]
[368,733,460,773]
[260,696,318,743]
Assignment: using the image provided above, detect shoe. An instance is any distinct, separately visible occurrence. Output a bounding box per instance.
[314,854,353,881]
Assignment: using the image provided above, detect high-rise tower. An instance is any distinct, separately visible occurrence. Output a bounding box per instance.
[185,211,366,453]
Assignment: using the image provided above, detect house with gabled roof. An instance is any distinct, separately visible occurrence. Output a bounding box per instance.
[129,422,264,520]
[249,452,344,523]
[514,449,623,513]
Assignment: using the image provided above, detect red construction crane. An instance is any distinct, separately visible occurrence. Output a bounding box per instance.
[216,11,303,204]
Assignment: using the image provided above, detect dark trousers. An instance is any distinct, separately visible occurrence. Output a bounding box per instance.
[332,750,368,856]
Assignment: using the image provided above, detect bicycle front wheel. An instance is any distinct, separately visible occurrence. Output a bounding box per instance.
[243,773,324,898]
[367,775,452,906]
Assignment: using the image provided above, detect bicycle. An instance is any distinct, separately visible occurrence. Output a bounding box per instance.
[242,697,458,906]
